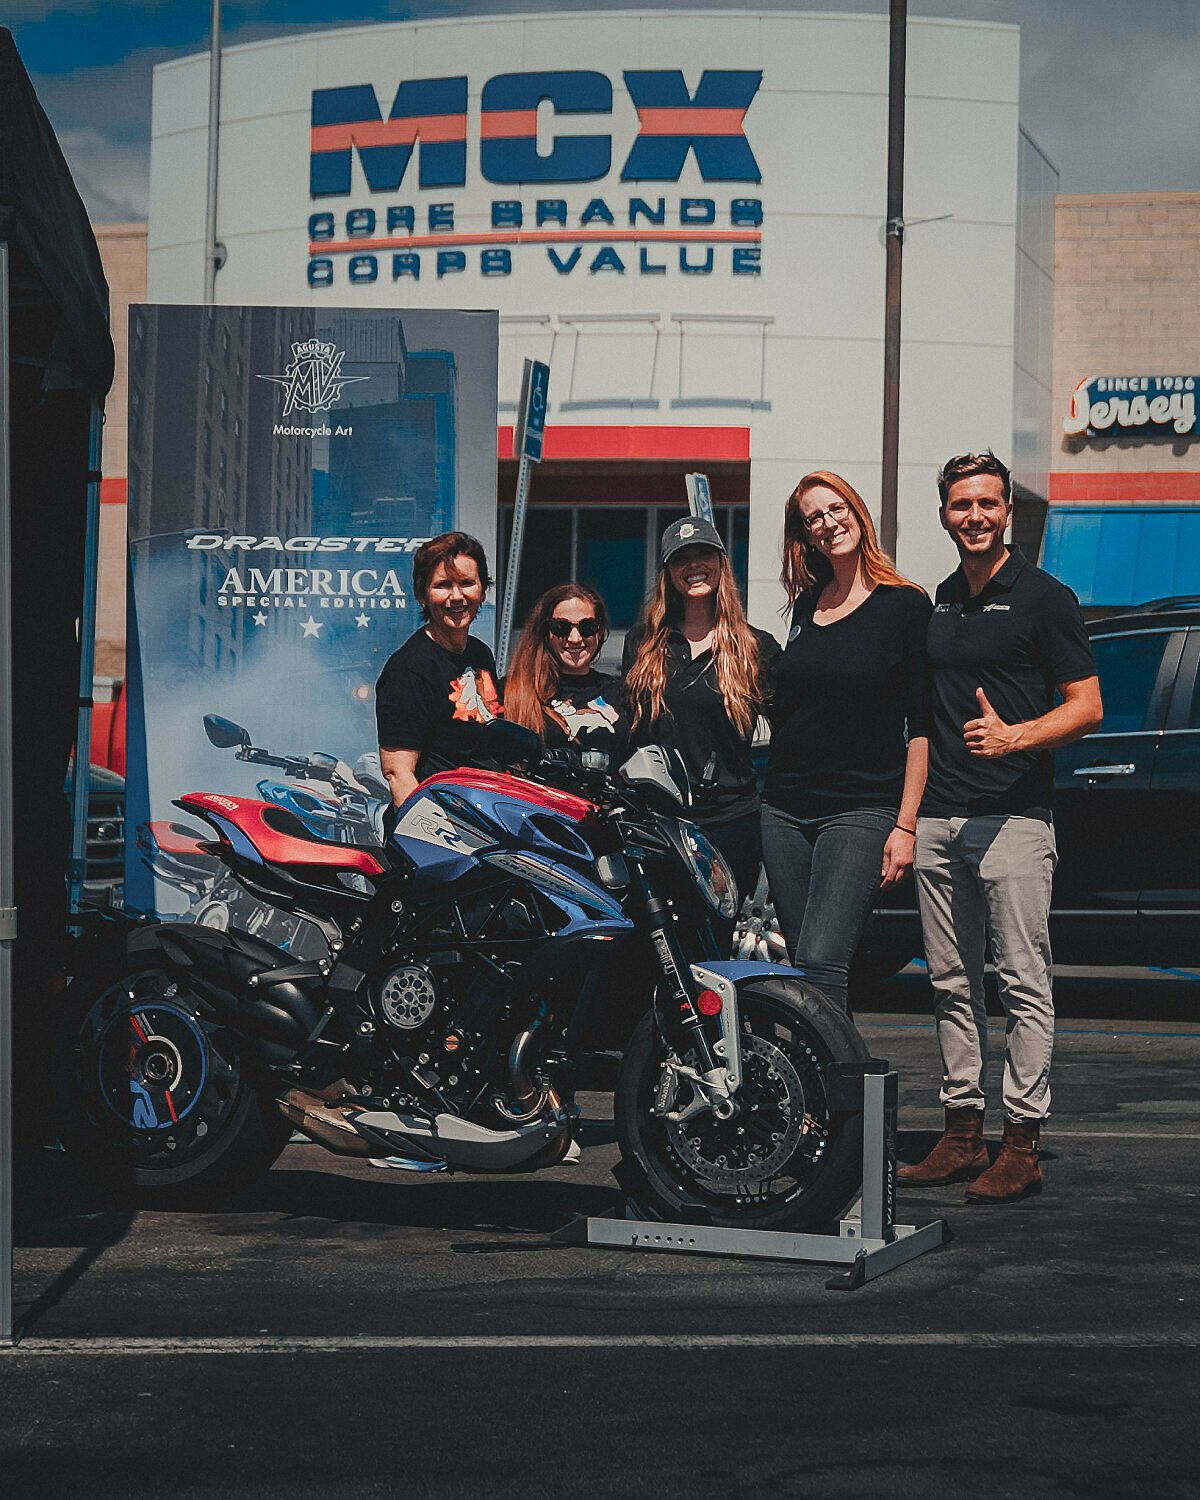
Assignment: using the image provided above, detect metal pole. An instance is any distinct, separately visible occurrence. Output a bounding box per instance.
[496,450,532,679]
[0,242,16,1343]
[880,0,907,558]
[67,403,104,917]
[203,0,224,302]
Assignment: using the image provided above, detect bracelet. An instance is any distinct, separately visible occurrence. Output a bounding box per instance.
[894,822,917,836]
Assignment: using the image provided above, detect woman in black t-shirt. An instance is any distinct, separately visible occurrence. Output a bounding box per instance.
[503,583,627,759]
[375,532,503,820]
[623,516,781,917]
[761,472,930,1011]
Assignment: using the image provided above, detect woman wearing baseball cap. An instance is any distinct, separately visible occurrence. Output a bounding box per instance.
[622,516,781,931]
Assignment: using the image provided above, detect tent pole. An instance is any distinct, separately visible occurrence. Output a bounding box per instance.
[67,402,104,918]
[0,241,16,1344]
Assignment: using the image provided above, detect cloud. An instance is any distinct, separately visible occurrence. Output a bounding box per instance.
[28,45,173,222]
[54,125,149,220]
[13,0,1200,217]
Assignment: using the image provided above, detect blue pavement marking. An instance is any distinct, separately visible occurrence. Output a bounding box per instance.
[1149,965,1200,980]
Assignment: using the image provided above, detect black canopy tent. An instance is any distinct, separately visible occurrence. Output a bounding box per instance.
[0,27,115,1341]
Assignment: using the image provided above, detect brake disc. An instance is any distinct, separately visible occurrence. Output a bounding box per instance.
[665,1032,807,1189]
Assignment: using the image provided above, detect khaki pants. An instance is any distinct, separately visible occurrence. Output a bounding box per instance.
[915,815,1057,1123]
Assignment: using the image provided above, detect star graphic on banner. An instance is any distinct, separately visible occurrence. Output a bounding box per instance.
[356,613,370,628]
[251,611,268,627]
[300,616,324,639]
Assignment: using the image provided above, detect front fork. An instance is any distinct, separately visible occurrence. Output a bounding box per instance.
[627,858,740,1122]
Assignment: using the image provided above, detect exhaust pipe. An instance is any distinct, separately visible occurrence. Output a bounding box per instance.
[278,1084,377,1157]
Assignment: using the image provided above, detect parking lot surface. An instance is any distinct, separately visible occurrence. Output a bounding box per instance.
[4,972,1198,1498]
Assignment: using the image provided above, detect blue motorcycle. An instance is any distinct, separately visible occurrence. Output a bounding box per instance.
[64,722,868,1230]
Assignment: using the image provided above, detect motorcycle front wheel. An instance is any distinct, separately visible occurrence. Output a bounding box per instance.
[60,961,291,1207]
[615,977,869,1232]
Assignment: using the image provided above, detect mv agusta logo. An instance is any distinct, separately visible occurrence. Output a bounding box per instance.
[257,339,368,416]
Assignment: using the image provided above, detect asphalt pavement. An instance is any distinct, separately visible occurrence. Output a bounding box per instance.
[4,967,1198,1498]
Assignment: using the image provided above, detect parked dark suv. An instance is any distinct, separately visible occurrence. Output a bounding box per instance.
[851,596,1200,977]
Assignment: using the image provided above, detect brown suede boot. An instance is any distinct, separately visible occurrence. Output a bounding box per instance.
[966,1119,1042,1202]
[898,1106,988,1185]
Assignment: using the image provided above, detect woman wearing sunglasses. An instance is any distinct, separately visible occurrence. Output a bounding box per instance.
[760,472,930,1012]
[503,583,626,757]
[623,516,781,919]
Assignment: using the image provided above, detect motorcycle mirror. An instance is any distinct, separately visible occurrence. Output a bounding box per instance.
[204,713,251,749]
[310,752,338,770]
[483,718,540,765]
[581,749,610,774]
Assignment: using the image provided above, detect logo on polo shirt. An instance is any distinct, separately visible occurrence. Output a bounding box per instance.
[982,603,1011,612]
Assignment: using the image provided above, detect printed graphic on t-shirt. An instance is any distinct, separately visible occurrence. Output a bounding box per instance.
[449,667,502,723]
[548,694,619,742]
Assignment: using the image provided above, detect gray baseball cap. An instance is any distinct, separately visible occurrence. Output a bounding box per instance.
[660,516,725,564]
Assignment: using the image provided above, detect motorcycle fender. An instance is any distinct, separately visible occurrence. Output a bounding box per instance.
[689,959,803,1098]
[126,922,324,1065]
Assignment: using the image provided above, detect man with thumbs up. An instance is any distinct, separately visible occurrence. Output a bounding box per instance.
[900,452,1102,1202]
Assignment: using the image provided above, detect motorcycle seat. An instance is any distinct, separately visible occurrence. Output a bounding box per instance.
[177,792,388,876]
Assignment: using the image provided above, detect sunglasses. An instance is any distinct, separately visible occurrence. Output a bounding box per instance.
[547,617,601,639]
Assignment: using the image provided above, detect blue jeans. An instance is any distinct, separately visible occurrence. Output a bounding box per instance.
[760,803,895,1012]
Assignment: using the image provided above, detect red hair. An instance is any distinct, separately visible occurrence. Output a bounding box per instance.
[781,471,923,609]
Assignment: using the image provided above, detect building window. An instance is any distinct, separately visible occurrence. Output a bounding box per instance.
[499,502,750,660]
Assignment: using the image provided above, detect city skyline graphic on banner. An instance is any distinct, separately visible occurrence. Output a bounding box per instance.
[124,304,498,919]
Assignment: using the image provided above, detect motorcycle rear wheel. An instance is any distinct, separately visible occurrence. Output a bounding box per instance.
[60,961,291,1208]
[615,977,869,1232]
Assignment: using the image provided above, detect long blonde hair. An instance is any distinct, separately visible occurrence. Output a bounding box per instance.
[781,471,922,609]
[504,583,609,739]
[626,551,762,739]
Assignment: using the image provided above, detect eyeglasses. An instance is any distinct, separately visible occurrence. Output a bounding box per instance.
[547,617,600,640]
[800,499,852,533]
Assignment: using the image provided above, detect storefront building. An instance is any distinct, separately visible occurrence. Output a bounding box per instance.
[119,6,1052,660]
[1043,191,1200,613]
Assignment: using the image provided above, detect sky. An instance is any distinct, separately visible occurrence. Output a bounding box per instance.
[9,0,1200,222]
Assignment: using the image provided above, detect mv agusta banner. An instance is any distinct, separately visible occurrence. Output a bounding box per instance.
[125,304,498,932]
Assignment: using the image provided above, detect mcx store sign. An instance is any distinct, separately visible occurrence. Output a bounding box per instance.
[306,69,764,288]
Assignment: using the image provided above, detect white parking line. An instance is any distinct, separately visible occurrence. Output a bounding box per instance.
[4,1332,1198,1355]
[898,1125,1200,1139]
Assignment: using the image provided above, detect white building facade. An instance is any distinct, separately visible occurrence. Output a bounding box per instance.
[148,7,1054,636]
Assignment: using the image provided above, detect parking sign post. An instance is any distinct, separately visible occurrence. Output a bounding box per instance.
[685,472,715,526]
[497,358,549,676]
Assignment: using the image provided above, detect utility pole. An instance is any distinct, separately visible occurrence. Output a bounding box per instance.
[204,0,225,302]
[880,0,907,557]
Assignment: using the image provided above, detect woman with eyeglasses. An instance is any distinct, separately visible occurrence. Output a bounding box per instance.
[760,473,931,1012]
[503,583,626,757]
[623,516,781,921]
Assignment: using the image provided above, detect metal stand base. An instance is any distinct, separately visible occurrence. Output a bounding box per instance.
[552,1070,948,1290]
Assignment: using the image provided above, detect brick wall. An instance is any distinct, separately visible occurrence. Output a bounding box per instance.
[1053,192,1200,489]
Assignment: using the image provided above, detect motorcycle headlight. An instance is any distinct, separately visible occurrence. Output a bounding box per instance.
[675,821,738,919]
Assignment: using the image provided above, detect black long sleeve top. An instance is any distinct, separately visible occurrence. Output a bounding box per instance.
[763,584,931,818]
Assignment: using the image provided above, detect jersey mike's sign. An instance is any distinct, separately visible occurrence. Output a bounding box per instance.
[1063,376,1199,438]
[306,69,764,288]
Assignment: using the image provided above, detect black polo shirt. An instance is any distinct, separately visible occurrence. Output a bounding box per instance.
[922,551,1096,820]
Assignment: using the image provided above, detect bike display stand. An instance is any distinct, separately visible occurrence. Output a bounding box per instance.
[553,1071,947,1290]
